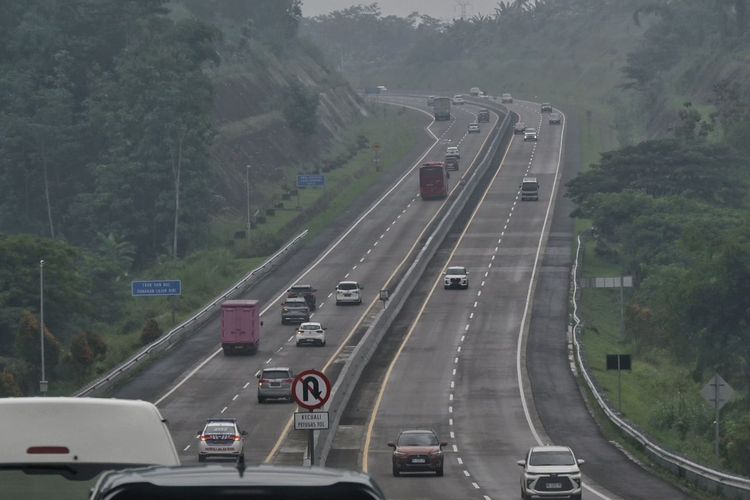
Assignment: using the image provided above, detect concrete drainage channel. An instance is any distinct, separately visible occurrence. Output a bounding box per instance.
[280,98,515,467]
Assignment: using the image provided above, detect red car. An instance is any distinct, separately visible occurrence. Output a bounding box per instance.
[388,429,446,476]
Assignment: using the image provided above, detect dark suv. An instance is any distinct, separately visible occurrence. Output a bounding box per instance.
[281,297,310,324]
[477,109,490,123]
[287,284,317,311]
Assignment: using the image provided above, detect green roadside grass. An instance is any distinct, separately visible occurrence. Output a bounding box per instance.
[54,105,424,396]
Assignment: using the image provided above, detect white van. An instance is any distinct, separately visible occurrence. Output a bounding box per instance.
[0,397,179,497]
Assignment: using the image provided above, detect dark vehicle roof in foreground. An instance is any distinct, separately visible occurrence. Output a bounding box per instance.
[91,464,386,500]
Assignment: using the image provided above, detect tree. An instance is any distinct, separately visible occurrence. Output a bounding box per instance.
[140,319,162,346]
[282,81,319,136]
[70,331,107,376]
[15,310,61,372]
[0,368,22,397]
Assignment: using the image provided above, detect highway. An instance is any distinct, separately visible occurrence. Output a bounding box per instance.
[110,96,504,466]
[354,100,693,500]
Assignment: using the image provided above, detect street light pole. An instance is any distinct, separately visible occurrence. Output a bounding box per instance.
[39,259,47,396]
[246,165,251,232]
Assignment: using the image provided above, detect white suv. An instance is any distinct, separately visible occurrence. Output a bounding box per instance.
[295,322,326,346]
[336,281,363,305]
[518,445,584,500]
[443,266,469,289]
[446,146,460,159]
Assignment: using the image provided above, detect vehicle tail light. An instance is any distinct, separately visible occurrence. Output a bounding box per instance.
[233,435,241,441]
[27,446,69,454]
[259,378,269,386]
[199,435,208,441]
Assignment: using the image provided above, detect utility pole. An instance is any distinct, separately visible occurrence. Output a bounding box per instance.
[455,0,472,19]
[39,259,47,396]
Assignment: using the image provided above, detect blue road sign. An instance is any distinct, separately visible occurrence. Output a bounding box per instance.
[131,280,182,297]
[297,174,326,188]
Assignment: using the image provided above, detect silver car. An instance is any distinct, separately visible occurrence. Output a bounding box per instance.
[518,445,584,500]
[197,419,246,462]
[257,367,294,403]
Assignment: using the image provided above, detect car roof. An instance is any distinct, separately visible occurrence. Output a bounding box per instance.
[93,465,385,493]
[447,266,466,270]
[262,366,291,372]
[338,280,359,286]
[205,419,237,425]
[290,284,312,289]
[299,322,322,327]
[399,429,437,435]
[530,445,572,453]
[523,177,538,182]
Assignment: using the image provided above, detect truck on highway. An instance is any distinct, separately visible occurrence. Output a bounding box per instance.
[419,162,449,200]
[433,97,451,121]
[221,300,261,355]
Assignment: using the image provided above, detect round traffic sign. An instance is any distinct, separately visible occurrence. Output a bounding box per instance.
[292,369,331,410]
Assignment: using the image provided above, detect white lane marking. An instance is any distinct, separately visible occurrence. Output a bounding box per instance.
[221,406,227,414]
[352,265,358,270]
[453,444,458,452]
[484,496,492,500]
[345,273,350,279]
[464,470,471,477]
[288,336,294,342]
[481,280,486,287]
[452,368,456,376]
[184,445,191,451]
[450,431,455,439]
[243,382,250,389]
[319,302,325,308]
[457,457,463,464]
[232,394,238,401]
[367,249,372,255]
[265,358,272,364]
[473,301,478,308]
[380,233,385,239]
[359,257,365,263]
[451,381,455,389]
[450,393,454,401]
[253,370,260,377]
[449,418,454,426]
[449,406,454,413]
[276,346,283,352]
[457,346,462,353]
[454,357,459,364]
[477,290,482,298]
[470,312,475,319]
[488,261,493,267]
[328,292,333,298]
[460,335,465,342]
[472,483,480,489]
[464,324,470,331]
[385,226,391,232]
[374,241,379,247]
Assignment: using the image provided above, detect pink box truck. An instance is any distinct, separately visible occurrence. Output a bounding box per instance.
[221,300,261,355]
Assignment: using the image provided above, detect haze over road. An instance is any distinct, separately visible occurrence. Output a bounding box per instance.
[303,0,503,20]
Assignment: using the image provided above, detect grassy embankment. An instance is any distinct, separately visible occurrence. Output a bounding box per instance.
[55,105,424,396]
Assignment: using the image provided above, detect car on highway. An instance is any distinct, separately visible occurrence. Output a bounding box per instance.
[287,283,317,311]
[514,121,527,134]
[541,102,552,112]
[280,296,311,324]
[444,265,469,289]
[468,122,480,133]
[524,128,538,142]
[388,429,446,477]
[295,321,326,346]
[518,445,584,500]
[477,108,490,122]
[446,145,460,159]
[90,464,388,500]
[257,367,294,403]
[376,85,387,93]
[444,156,459,171]
[501,93,513,103]
[549,112,562,124]
[469,86,482,96]
[452,94,465,105]
[427,95,435,106]
[521,177,540,201]
[336,280,363,305]
[197,418,246,462]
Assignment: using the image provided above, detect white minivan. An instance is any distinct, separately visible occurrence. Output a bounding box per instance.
[0,397,179,498]
[336,281,363,305]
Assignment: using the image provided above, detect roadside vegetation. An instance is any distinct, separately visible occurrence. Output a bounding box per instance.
[0,1,422,398]
[303,0,750,477]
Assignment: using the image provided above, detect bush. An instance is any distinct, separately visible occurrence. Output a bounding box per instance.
[140,319,163,346]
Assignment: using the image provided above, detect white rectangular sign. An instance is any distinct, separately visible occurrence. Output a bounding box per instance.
[294,411,329,430]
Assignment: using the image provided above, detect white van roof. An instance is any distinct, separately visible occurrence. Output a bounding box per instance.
[0,397,179,466]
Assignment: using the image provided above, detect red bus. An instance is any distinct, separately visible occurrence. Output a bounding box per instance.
[419,162,449,200]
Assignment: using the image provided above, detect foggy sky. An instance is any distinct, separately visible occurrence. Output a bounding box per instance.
[302,0,503,20]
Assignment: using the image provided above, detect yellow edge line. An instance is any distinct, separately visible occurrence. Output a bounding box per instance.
[362,128,516,472]
[264,105,501,464]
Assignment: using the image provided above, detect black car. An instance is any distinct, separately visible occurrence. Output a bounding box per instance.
[90,464,387,500]
[287,284,317,311]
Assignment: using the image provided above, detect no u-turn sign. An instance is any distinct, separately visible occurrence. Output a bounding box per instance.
[292,369,331,410]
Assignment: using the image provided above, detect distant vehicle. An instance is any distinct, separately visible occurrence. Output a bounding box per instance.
[549,112,562,124]
[287,284,317,311]
[295,322,326,346]
[444,266,469,289]
[446,146,460,159]
[388,429,446,477]
[452,94,465,105]
[433,97,451,121]
[444,156,459,171]
[280,296,310,325]
[427,95,436,106]
[0,397,179,494]
[419,162,449,200]
[514,121,527,134]
[541,102,553,112]
[468,122,480,133]
[477,109,490,122]
[197,419,246,463]
[336,280,363,305]
[518,445,584,500]
[90,465,388,500]
[521,177,540,201]
[501,93,513,103]
[376,85,388,93]
[221,300,261,355]
[364,87,380,95]
[469,87,482,96]
[524,128,538,142]
[257,367,294,403]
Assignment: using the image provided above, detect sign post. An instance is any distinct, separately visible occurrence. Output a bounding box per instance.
[292,369,331,466]
[606,354,631,412]
[701,373,735,459]
[379,289,390,309]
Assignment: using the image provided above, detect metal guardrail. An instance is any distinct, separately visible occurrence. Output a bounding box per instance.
[572,232,750,499]
[75,229,309,398]
[316,101,514,465]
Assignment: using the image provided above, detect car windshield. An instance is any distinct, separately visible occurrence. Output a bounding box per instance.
[398,432,439,446]
[529,450,576,466]
[286,298,307,305]
[447,267,466,274]
[263,370,291,379]
[338,283,358,290]
[204,424,235,434]
[300,324,321,330]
